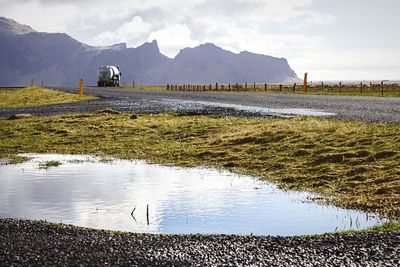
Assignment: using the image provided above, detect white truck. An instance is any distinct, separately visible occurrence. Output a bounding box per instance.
[97,65,121,87]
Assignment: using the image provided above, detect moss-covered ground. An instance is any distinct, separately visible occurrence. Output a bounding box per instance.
[0,87,97,108]
[0,113,399,219]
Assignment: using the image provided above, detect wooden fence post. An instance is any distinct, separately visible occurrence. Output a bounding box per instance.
[293,83,296,92]
[245,82,247,91]
[132,81,135,88]
[360,82,363,94]
[79,78,84,97]
[381,81,384,96]
[321,82,324,91]
[279,84,282,91]
[303,73,308,92]
[264,83,267,91]
[339,82,342,93]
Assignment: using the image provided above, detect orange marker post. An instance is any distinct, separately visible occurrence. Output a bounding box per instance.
[303,73,308,92]
[79,78,84,97]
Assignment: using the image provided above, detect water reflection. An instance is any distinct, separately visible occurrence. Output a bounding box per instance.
[0,154,384,236]
[164,99,336,117]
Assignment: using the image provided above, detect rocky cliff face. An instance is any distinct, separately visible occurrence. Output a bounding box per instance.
[0,17,300,86]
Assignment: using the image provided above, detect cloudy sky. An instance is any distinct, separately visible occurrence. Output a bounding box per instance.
[1,0,399,80]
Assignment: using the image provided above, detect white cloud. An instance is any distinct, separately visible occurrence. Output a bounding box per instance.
[0,0,80,33]
[303,12,337,25]
[201,25,326,57]
[148,24,200,56]
[291,48,400,81]
[93,16,152,47]
[2,0,398,80]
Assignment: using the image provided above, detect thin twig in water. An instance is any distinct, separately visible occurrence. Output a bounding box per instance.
[146,204,149,226]
[130,205,137,222]
[131,206,137,216]
[130,213,137,222]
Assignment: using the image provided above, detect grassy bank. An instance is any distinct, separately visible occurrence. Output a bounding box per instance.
[119,85,400,97]
[0,112,399,218]
[303,221,400,238]
[0,87,97,108]
[336,221,400,235]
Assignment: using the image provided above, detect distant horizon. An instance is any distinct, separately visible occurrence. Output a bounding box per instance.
[3,15,399,82]
[1,0,399,81]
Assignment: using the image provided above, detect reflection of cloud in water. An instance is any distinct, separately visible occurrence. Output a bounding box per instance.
[163,99,336,117]
[0,154,385,236]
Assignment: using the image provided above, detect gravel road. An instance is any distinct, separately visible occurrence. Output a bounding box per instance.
[1,89,400,266]
[1,87,399,123]
[1,218,399,266]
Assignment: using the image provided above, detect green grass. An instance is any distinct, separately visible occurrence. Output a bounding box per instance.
[7,155,30,164]
[0,112,399,219]
[38,160,62,170]
[0,87,98,108]
[337,221,400,234]
[275,88,400,97]
[303,221,400,237]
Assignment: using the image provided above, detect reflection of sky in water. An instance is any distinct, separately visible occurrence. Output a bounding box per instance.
[163,99,336,117]
[0,154,384,236]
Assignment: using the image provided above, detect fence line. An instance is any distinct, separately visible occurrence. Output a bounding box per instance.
[165,81,400,95]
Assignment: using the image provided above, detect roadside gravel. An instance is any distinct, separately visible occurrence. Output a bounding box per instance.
[1,87,399,123]
[1,218,399,266]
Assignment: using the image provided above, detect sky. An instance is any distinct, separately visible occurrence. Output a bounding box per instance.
[0,0,399,81]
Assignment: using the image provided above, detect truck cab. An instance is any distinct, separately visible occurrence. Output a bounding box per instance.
[97,65,121,87]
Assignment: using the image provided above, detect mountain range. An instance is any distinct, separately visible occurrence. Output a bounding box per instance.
[0,17,300,86]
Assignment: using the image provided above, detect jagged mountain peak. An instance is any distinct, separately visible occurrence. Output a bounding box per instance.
[0,17,300,85]
[136,40,159,52]
[175,43,236,62]
[0,17,35,35]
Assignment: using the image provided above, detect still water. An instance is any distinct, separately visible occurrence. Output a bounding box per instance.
[0,154,385,236]
[165,99,336,117]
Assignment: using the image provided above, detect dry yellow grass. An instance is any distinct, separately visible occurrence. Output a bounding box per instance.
[0,87,97,108]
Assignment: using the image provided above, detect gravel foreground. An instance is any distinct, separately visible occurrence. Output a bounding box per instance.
[1,87,400,123]
[0,218,399,266]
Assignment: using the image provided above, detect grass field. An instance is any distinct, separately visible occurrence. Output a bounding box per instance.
[275,89,400,97]
[0,87,97,108]
[0,112,399,219]
[117,84,400,97]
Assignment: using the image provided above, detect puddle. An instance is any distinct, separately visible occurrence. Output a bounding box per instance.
[163,99,336,117]
[0,154,384,236]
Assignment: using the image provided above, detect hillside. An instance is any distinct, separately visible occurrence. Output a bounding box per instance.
[0,17,300,86]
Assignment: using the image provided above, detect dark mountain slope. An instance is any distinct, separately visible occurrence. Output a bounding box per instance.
[0,17,299,86]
